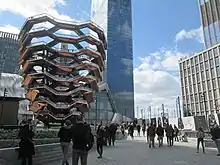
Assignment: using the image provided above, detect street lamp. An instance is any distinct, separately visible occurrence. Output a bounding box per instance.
[201,92,208,120]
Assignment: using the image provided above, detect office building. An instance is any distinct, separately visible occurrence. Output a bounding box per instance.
[179,0,220,120]
[179,44,220,118]
[0,31,19,74]
[91,0,135,119]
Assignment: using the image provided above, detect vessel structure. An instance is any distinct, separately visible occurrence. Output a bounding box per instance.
[18,14,107,122]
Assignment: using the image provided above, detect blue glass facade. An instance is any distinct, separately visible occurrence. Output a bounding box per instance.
[107,0,134,119]
[91,0,134,119]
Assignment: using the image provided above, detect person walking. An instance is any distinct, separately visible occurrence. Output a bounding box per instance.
[128,123,134,140]
[210,125,220,156]
[96,124,105,158]
[142,123,146,137]
[196,127,205,154]
[174,125,179,142]
[18,121,35,165]
[156,124,164,147]
[148,123,156,148]
[166,124,174,146]
[137,124,141,136]
[58,120,72,165]
[120,124,125,137]
[109,123,117,146]
[71,116,94,165]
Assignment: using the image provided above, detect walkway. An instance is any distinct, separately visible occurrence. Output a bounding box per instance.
[50,135,219,165]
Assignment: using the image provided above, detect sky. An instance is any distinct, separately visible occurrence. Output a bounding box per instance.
[0,0,204,118]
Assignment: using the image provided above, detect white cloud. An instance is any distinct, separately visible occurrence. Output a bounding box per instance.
[0,24,20,34]
[134,48,189,118]
[0,0,73,21]
[175,26,204,43]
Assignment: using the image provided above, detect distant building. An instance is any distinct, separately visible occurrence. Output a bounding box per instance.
[0,31,19,74]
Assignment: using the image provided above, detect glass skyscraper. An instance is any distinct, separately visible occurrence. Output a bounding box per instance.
[91,0,134,119]
[0,31,19,74]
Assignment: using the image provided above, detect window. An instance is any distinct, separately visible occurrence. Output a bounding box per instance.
[217,67,220,77]
[213,79,217,88]
[206,70,210,79]
[188,76,192,84]
[207,80,211,90]
[214,90,218,98]
[204,52,208,60]
[195,57,198,64]
[190,95,194,102]
[200,63,204,71]
[192,74,196,82]
[209,50,213,59]
[215,57,220,66]
[211,68,215,78]
[201,71,205,80]
[190,58,194,65]
[188,68,191,74]
[193,84,197,92]
[189,85,193,93]
[196,65,199,73]
[197,73,200,82]
[205,61,209,68]
[214,47,218,57]
[195,94,198,102]
[199,54,203,62]
[202,81,206,91]
[209,90,212,100]
[210,59,214,68]
[198,83,201,92]
[192,66,195,74]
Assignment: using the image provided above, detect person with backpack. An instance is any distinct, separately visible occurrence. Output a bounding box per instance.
[71,116,94,165]
[58,120,72,165]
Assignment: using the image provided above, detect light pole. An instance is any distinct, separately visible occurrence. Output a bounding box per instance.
[201,92,208,120]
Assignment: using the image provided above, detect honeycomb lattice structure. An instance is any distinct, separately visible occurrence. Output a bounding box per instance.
[18,14,107,122]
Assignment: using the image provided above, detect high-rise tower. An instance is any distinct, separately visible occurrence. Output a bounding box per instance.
[91,0,134,119]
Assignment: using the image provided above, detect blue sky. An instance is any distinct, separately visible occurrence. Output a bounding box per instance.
[0,0,204,116]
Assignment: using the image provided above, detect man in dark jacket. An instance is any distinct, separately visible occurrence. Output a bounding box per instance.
[96,124,105,158]
[18,121,35,165]
[71,116,94,165]
[210,125,220,156]
[58,120,72,165]
[166,124,174,146]
[109,123,117,146]
[147,123,156,148]
[156,124,164,147]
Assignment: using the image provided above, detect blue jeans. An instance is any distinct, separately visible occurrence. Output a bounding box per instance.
[72,149,88,165]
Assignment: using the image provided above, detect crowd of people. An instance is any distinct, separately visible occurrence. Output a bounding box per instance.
[17,118,220,165]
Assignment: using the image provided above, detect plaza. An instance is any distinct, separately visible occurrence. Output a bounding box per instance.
[49,136,219,165]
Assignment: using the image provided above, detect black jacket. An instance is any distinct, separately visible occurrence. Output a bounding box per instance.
[211,127,220,140]
[58,125,72,143]
[71,122,93,151]
[156,126,164,136]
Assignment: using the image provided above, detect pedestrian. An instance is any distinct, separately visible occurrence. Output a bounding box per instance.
[137,124,141,136]
[109,123,117,146]
[71,116,94,165]
[210,125,220,156]
[128,123,134,140]
[156,124,164,147]
[166,124,174,146]
[146,123,150,143]
[142,123,146,137]
[58,120,72,165]
[120,124,125,137]
[104,124,110,146]
[18,121,35,165]
[147,123,156,148]
[174,125,179,141]
[96,124,105,158]
[196,127,205,154]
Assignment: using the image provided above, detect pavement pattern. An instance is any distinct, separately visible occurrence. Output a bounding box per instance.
[51,135,220,165]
